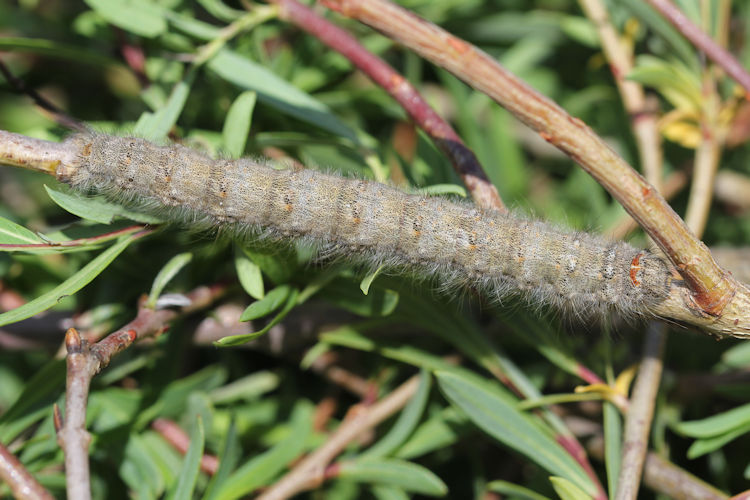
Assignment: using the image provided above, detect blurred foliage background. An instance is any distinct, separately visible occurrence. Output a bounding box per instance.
[1,0,750,499]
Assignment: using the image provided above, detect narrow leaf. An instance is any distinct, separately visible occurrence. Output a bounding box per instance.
[166,416,204,500]
[83,0,166,38]
[235,248,264,299]
[147,252,193,308]
[0,234,139,327]
[212,402,312,500]
[337,458,448,497]
[222,91,257,158]
[216,288,299,346]
[435,371,596,496]
[550,476,594,500]
[240,284,292,322]
[360,370,431,459]
[0,217,42,244]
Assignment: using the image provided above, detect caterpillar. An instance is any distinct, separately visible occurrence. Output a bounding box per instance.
[54,133,674,320]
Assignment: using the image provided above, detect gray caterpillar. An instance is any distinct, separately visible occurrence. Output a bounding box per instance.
[56,134,674,319]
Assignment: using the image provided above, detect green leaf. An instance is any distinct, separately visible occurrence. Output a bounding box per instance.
[240,284,292,322]
[676,402,750,438]
[435,371,596,496]
[235,248,264,300]
[45,185,162,224]
[216,288,299,346]
[210,371,280,404]
[686,420,750,459]
[166,416,204,500]
[360,265,385,295]
[321,281,399,317]
[134,73,194,139]
[338,458,447,496]
[360,370,431,459]
[83,0,167,38]
[627,56,701,111]
[223,91,257,158]
[207,49,357,141]
[0,234,139,327]
[371,485,410,500]
[486,480,551,500]
[549,476,593,500]
[721,341,750,369]
[212,402,312,500]
[203,419,241,500]
[146,252,193,308]
[603,403,621,498]
[0,216,43,244]
[0,360,65,443]
[395,407,467,460]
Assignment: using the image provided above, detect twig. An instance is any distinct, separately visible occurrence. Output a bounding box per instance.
[268,0,505,212]
[607,170,687,240]
[0,442,54,500]
[257,375,420,500]
[684,78,725,235]
[714,170,750,212]
[615,322,667,500]
[55,286,221,500]
[644,0,750,97]
[152,419,219,475]
[0,58,86,132]
[322,0,750,337]
[584,429,728,500]
[576,0,663,188]
[0,225,145,251]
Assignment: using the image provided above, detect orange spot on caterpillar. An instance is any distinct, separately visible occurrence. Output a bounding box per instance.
[468,244,477,251]
[164,175,171,182]
[81,143,92,156]
[285,204,293,212]
[414,230,421,237]
[630,252,643,286]
[352,216,361,225]
[220,190,227,198]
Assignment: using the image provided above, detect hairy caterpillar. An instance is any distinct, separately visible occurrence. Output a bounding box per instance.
[55,133,674,320]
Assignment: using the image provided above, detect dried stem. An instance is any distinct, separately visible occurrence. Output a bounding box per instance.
[607,171,687,240]
[56,286,221,500]
[257,375,420,500]
[714,170,750,211]
[0,58,86,132]
[269,0,505,211]
[576,0,663,188]
[615,322,667,500]
[323,0,750,337]
[0,442,54,500]
[644,0,750,96]
[585,430,728,500]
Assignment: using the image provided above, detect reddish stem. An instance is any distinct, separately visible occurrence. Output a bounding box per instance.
[270,0,505,212]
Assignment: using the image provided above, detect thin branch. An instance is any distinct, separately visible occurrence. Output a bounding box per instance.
[152,419,219,475]
[584,429,728,500]
[644,0,750,97]
[607,170,686,240]
[0,225,145,251]
[55,286,222,500]
[322,0,750,337]
[257,375,420,500]
[0,442,54,500]
[576,0,663,188]
[0,58,86,132]
[714,170,750,212]
[268,0,505,212]
[615,322,667,500]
